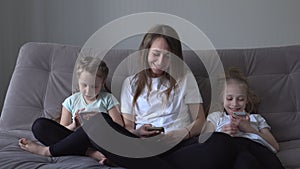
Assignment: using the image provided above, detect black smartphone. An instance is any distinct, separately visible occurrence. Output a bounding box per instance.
[146,126,165,133]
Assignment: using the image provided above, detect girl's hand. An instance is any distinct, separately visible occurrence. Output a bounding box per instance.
[230,114,243,127]
[237,115,253,133]
[221,123,238,136]
[231,113,254,133]
[74,111,81,127]
[136,124,162,137]
[74,108,85,127]
[67,120,77,131]
[67,108,85,130]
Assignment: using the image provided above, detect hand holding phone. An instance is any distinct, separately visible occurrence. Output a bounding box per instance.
[146,126,165,133]
[78,111,99,124]
[233,111,247,116]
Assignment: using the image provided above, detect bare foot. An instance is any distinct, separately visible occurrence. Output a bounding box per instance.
[19,138,51,156]
[85,148,118,167]
[86,148,106,162]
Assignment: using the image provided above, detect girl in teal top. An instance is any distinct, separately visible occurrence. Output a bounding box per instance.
[19,56,124,165]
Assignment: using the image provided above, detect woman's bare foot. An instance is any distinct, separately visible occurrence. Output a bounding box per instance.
[85,148,118,166]
[86,148,106,163]
[19,138,51,156]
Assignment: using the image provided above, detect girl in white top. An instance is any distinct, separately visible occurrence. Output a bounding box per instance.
[206,67,284,169]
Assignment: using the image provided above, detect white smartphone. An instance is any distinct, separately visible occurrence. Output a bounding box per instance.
[78,111,99,124]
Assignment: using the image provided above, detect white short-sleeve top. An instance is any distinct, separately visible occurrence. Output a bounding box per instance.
[121,71,202,132]
[207,111,276,152]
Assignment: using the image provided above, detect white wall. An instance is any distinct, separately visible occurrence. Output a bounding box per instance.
[1,0,300,112]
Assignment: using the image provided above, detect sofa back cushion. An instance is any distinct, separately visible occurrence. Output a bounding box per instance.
[1,42,300,142]
[0,42,80,131]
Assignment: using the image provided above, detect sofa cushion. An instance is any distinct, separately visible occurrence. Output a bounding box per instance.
[0,42,80,131]
[277,139,300,168]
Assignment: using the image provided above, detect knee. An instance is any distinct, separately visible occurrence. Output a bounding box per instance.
[207,132,236,152]
[32,117,52,133]
[208,132,232,143]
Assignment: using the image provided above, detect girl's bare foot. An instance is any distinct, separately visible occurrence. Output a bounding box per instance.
[18,138,51,156]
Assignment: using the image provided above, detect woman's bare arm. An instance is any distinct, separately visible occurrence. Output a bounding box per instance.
[185,103,206,138]
[108,105,124,127]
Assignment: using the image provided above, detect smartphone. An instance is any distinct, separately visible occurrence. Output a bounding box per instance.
[78,111,99,123]
[233,111,247,116]
[146,126,165,133]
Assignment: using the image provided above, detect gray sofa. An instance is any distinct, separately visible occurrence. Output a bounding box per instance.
[0,42,300,169]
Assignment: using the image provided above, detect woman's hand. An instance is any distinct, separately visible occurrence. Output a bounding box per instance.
[135,124,162,138]
[158,129,188,145]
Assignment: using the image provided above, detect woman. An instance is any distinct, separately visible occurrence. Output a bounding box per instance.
[113,24,238,169]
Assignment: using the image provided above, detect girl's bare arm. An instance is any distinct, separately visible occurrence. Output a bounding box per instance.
[60,106,72,127]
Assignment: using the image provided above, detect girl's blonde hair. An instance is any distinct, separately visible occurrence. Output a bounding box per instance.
[131,24,184,109]
[75,56,110,92]
[225,67,260,113]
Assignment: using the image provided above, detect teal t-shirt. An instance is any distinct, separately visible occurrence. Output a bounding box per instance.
[62,92,119,118]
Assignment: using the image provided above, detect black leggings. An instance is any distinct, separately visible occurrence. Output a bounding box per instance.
[31,113,255,169]
[31,117,92,156]
[232,137,284,169]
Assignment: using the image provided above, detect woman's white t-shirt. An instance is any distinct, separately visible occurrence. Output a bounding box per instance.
[121,71,202,132]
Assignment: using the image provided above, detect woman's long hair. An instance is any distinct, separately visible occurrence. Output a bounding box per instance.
[131,24,185,109]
